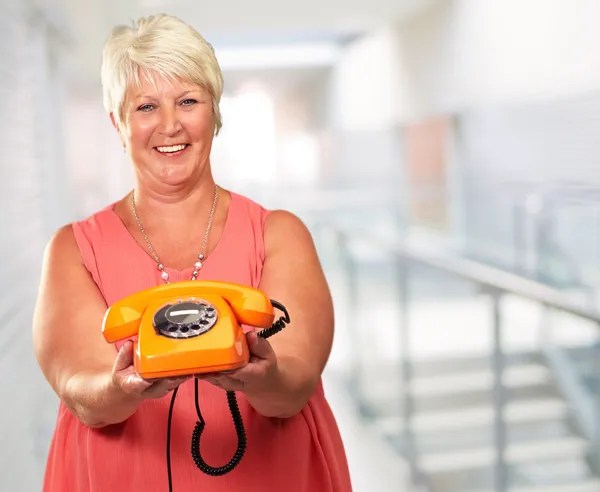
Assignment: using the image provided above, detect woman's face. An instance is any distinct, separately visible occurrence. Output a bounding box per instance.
[118,73,215,189]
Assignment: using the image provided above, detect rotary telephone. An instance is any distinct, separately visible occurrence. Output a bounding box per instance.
[101,280,290,489]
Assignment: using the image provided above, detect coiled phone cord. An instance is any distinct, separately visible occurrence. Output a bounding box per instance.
[166,300,291,491]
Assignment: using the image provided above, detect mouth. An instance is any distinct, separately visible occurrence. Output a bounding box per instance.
[154,144,190,156]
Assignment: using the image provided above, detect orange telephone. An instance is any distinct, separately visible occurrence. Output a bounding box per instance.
[101,280,290,486]
[102,280,278,379]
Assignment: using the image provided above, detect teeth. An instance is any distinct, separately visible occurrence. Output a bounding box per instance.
[157,144,187,153]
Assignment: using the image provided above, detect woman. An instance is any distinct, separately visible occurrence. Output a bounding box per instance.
[33,13,352,492]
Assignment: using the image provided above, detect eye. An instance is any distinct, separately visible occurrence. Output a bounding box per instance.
[181,99,197,106]
[138,104,154,112]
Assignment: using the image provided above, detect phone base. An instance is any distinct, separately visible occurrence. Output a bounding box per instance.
[137,358,249,380]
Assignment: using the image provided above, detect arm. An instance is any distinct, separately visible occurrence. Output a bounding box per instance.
[248,211,334,417]
[202,211,334,418]
[32,225,186,428]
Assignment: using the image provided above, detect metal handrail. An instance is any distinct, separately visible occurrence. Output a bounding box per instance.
[329,225,600,492]
[342,228,600,322]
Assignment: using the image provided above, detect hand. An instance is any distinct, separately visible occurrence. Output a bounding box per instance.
[196,330,277,393]
[111,340,190,400]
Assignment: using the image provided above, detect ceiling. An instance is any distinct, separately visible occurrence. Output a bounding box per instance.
[53,0,438,90]
[117,0,435,42]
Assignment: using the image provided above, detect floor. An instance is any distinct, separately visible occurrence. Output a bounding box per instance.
[322,368,418,492]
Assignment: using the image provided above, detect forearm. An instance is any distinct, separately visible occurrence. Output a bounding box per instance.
[244,355,319,419]
[62,371,142,427]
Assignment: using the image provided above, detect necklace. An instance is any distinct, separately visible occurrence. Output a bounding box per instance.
[131,185,219,283]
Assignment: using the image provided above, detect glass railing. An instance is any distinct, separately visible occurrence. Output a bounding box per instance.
[306,213,600,492]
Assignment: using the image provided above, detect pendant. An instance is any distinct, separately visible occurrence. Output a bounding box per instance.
[157,263,170,282]
[191,254,205,280]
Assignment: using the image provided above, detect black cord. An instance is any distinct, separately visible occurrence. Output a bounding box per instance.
[257,300,291,339]
[166,300,290,490]
[191,386,247,476]
[167,387,178,492]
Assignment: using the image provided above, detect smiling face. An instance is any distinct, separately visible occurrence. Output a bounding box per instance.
[116,72,216,189]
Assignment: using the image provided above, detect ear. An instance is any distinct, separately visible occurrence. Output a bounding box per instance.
[109,113,126,149]
[109,112,119,131]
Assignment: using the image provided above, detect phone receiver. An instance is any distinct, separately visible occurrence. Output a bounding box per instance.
[102,280,276,379]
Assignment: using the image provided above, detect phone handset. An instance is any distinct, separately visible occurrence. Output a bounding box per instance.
[103,280,276,344]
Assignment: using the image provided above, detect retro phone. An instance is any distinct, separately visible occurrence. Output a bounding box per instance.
[102,280,290,483]
[102,280,277,379]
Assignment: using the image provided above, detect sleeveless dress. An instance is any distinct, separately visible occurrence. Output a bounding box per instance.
[42,191,352,492]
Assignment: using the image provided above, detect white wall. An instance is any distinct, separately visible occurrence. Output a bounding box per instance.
[329,26,403,132]
[63,92,134,219]
[398,0,600,120]
[393,0,600,283]
[324,27,405,191]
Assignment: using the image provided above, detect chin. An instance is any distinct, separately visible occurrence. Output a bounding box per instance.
[136,150,206,187]
[158,166,198,186]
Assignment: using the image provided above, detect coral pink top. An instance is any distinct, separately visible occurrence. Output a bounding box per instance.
[43,191,352,492]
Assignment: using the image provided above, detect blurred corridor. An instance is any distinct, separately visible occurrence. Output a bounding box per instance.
[3,0,600,490]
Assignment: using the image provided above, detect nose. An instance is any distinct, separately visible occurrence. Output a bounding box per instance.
[158,106,182,136]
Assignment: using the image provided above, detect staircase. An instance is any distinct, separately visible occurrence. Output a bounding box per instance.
[353,349,600,492]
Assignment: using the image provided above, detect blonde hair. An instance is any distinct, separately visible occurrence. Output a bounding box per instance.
[101,14,224,135]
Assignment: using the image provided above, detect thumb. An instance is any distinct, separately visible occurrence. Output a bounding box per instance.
[113,340,135,373]
[247,331,273,360]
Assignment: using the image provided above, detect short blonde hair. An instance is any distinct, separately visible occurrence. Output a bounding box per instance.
[101,14,224,134]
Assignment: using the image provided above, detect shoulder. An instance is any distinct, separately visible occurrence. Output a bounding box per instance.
[45,222,85,254]
[41,224,82,271]
[227,191,314,253]
[230,191,268,216]
[264,210,315,256]
[46,223,75,251]
[264,210,310,236]
[43,201,116,265]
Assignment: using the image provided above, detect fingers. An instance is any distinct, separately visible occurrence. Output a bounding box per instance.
[112,341,153,395]
[142,376,191,399]
[121,374,153,394]
[194,372,244,391]
[151,376,191,393]
[194,333,277,393]
[112,341,191,399]
[165,376,191,384]
[111,333,275,399]
[128,331,276,396]
[204,375,244,392]
[113,340,135,373]
[247,331,275,360]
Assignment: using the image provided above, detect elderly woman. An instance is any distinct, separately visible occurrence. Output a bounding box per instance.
[33,13,351,492]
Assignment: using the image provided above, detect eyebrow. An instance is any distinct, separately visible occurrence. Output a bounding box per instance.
[132,89,202,101]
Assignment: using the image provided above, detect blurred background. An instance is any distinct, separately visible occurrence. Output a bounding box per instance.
[3,0,600,490]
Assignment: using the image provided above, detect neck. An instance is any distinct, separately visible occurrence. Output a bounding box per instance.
[131,174,218,226]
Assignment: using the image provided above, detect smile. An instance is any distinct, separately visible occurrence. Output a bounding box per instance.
[155,144,189,155]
